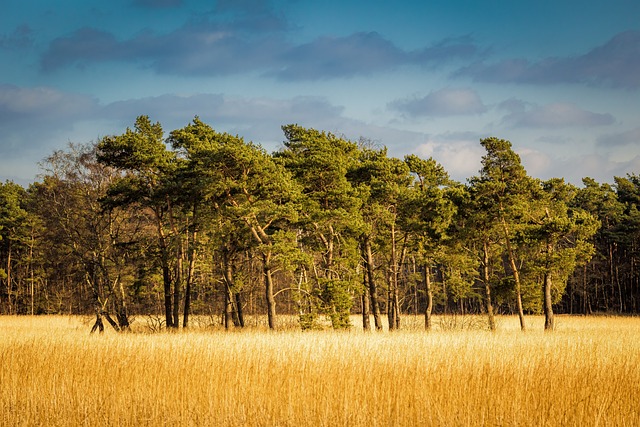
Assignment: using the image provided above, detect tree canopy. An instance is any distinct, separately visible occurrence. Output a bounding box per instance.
[1,116,636,331]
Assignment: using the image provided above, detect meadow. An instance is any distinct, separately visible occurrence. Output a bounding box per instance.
[1,315,639,426]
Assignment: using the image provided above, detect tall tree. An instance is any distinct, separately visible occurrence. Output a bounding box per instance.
[572,178,624,312]
[460,180,503,331]
[531,179,599,330]
[170,118,302,330]
[470,137,536,331]
[0,181,30,314]
[277,125,362,329]
[403,154,455,330]
[97,116,178,328]
[349,147,413,330]
[33,143,142,329]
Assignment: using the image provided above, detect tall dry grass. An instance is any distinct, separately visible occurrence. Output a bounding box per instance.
[1,315,639,426]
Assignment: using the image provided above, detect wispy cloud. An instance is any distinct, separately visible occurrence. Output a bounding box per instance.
[411,35,480,66]
[40,20,480,80]
[0,84,98,128]
[0,24,34,50]
[597,126,640,147]
[101,93,346,143]
[390,88,487,117]
[273,32,404,80]
[499,99,615,128]
[40,23,286,75]
[456,30,640,89]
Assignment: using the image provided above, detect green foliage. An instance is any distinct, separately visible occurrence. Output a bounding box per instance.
[318,278,353,329]
[17,117,640,322]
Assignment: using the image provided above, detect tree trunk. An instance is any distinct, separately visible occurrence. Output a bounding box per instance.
[172,237,183,329]
[222,253,241,329]
[364,236,382,330]
[157,218,173,328]
[424,264,433,331]
[6,242,12,314]
[387,271,395,331]
[90,311,105,334]
[501,215,526,331]
[482,241,496,331]
[114,276,130,330]
[362,267,371,331]
[263,252,276,330]
[543,238,554,331]
[583,264,588,315]
[182,259,193,328]
[224,288,233,329]
[183,219,197,328]
[388,221,398,331]
[235,292,245,327]
[29,225,35,315]
[543,272,554,331]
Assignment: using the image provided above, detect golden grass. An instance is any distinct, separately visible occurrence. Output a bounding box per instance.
[1,315,639,426]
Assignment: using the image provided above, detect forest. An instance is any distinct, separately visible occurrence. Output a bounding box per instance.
[1,115,639,331]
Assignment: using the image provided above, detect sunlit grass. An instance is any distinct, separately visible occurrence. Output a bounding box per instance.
[1,315,639,426]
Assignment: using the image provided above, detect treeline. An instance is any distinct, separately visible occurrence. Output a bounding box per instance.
[1,116,639,331]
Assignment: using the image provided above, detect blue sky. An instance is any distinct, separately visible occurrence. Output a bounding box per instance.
[1,0,639,186]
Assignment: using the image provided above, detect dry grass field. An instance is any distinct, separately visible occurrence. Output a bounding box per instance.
[1,315,639,426]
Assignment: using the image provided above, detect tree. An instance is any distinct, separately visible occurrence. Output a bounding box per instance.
[33,143,143,329]
[170,118,302,330]
[277,125,362,329]
[531,179,599,330]
[97,116,179,328]
[403,154,455,330]
[572,178,624,312]
[470,137,536,331]
[0,181,31,314]
[349,147,414,330]
[461,180,503,331]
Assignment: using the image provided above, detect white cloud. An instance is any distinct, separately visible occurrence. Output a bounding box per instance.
[413,133,485,181]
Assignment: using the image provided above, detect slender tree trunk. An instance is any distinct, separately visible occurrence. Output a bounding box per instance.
[424,264,433,331]
[364,236,382,330]
[441,268,448,315]
[583,264,588,315]
[156,215,173,328]
[543,272,554,331]
[362,273,371,331]
[28,223,36,315]
[224,288,233,329]
[90,310,105,334]
[388,221,398,331]
[115,276,130,330]
[387,271,395,331]
[607,242,614,311]
[182,248,195,329]
[263,252,276,330]
[482,241,496,331]
[172,237,183,329]
[394,234,408,330]
[183,210,197,328]
[501,214,526,331]
[6,243,12,314]
[235,292,245,327]
[222,255,235,330]
[616,265,623,313]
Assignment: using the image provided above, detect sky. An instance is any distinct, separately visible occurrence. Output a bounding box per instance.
[1,0,639,186]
